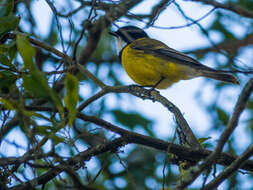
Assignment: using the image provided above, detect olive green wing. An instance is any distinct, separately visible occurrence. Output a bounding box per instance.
[130,38,215,72]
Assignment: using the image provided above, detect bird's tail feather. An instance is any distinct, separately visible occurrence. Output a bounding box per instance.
[200,70,239,85]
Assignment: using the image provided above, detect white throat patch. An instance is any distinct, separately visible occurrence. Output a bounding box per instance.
[116,37,127,56]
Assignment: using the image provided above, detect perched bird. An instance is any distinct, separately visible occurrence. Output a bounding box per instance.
[109,26,239,89]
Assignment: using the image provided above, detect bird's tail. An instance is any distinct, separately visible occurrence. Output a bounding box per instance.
[200,70,240,85]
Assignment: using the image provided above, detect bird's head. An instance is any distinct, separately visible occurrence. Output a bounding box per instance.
[109,26,149,55]
[109,26,148,43]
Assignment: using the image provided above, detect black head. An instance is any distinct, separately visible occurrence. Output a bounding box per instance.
[109,26,149,44]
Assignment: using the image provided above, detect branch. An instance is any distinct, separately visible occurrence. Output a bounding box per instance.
[77,114,253,173]
[56,1,111,17]
[189,0,253,18]
[8,120,253,189]
[0,0,144,141]
[5,33,70,62]
[1,83,200,149]
[176,78,253,189]
[8,137,127,190]
[77,63,106,88]
[78,0,143,64]
[203,144,253,190]
[111,85,202,149]
[185,32,253,55]
[146,0,171,26]
[79,85,202,149]
[0,137,49,166]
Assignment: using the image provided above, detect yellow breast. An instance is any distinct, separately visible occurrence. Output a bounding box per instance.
[121,39,194,89]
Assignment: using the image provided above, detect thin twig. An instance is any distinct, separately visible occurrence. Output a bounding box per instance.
[6,33,71,62]
[45,0,66,53]
[146,0,172,27]
[189,0,253,18]
[203,145,253,190]
[77,63,106,88]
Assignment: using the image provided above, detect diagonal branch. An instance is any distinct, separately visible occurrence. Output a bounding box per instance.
[8,116,253,189]
[189,0,253,18]
[77,84,201,149]
[185,32,253,55]
[176,78,253,189]
[203,144,253,190]
[110,85,202,149]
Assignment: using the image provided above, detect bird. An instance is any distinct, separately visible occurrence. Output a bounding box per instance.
[109,26,239,89]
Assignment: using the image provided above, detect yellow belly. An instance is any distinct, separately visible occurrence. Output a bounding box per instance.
[121,45,195,89]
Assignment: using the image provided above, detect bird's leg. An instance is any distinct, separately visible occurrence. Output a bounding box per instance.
[136,77,165,89]
[145,77,165,98]
[150,76,165,91]
[131,77,165,98]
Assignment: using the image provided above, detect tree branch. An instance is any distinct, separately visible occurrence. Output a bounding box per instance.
[185,32,253,55]
[78,0,143,64]
[0,0,144,141]
[8,137,126,190]
[203,144,253,190]
[7,121,253,189]
[176,78,253,189]
[189,0,253,18]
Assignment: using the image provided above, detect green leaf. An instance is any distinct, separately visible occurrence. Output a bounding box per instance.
[209,14,235,40]
[247,100,253,111]
[92,29,114,60]
[22,110,51,122]
[0,44,10,54]
[0,15,20,38]
[22,72,64,116]
[198,137,211,145]
[64,73,79,126]
[22,72,64,115]
[0,41,17,62]
[216,107,229,125]
[112,109,152,129]
[0,70,17,93]
[0,54,10,66]
[0,97,15,110]
[49,134,65,145]
[16,34,36,70]
[0,54,16,70]
[22,73,50,98]
[17,34,45,98]
[17,34,63,117]
[35,125,54,135]
[8,41,17,61]
[0,0,14,16]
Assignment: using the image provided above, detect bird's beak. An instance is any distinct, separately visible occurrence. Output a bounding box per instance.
[108,31,117,37]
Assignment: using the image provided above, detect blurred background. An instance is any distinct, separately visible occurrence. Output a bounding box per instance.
[0,0,253,189]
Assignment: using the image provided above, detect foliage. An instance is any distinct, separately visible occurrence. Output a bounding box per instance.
[0,0,253,190]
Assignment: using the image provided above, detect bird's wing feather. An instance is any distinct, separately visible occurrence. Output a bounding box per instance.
[130,38,215,71]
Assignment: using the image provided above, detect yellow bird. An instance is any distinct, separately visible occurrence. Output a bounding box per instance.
[109,26,239,89]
